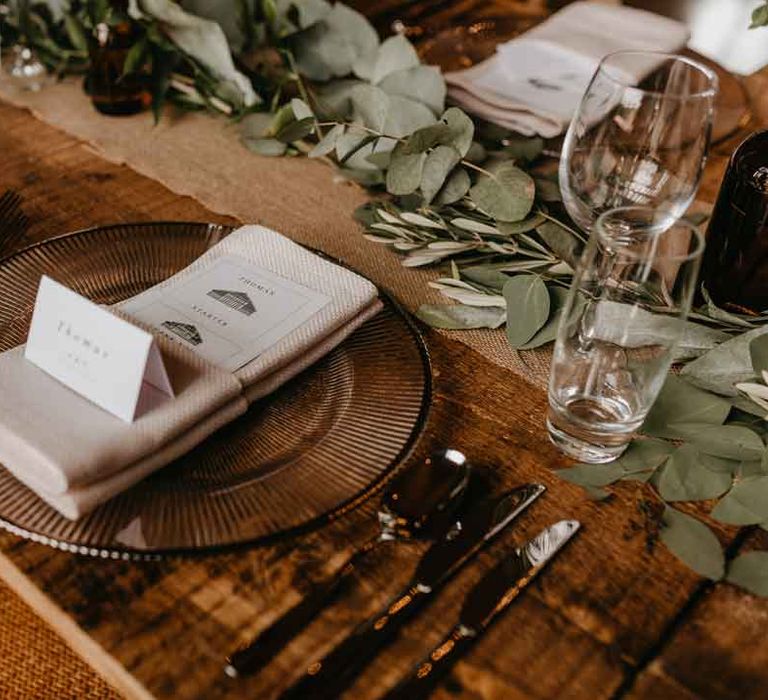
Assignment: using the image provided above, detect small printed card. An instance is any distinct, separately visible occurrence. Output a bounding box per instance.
[25,276,174,423]
[120,254,331,371]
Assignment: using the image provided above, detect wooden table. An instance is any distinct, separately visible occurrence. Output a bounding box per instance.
[1,18,768,700]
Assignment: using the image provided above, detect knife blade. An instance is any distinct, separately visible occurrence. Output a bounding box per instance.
[382,519,581,700]
[277,483,545,700]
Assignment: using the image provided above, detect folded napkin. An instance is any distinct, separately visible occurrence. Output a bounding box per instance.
[445,1,690,137]
[0,226,381,519]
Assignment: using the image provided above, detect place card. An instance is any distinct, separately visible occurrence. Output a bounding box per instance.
[120,254,332,371]
[24,276,174,423]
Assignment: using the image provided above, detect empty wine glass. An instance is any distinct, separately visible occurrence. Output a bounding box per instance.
[559,51,718,234]
[547,206,705,463]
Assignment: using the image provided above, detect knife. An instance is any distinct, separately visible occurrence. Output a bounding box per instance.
[382,519,581,700]
[278,483,546,700]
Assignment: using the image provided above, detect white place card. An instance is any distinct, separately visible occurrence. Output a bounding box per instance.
[24,276,174,423]
[120,254,332,371]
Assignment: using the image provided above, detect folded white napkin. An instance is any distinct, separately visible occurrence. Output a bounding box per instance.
[445,1,690,137]
[0,226,381,519]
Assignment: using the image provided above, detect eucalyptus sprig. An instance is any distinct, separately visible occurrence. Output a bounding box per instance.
[558,334,768,597]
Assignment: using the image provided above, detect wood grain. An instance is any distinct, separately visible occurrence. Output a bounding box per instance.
[0,43,767,700]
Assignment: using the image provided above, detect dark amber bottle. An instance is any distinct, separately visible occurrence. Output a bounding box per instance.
[87,2,147,116]
[700,130,768,312]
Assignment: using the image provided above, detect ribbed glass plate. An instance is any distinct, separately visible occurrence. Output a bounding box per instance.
[0,223,430,557]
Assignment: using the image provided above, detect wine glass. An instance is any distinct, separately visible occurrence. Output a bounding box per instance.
[559,51,718,234]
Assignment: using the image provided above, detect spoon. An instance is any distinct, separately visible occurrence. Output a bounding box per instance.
[224,449,472,678]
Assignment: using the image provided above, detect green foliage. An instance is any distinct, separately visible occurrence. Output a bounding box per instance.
[557,337,768,596]
[751,1,768,28]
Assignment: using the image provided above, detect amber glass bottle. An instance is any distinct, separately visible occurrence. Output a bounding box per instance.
[700,130,768,312]
[87,0,147,116]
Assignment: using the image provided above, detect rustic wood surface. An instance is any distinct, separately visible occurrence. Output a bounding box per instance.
[1,3,768,698]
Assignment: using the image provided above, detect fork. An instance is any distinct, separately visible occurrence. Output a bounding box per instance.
[0,190,30,257]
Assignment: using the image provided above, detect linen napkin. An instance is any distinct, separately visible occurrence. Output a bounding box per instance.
[445,1,690,137]
[0,225,381,519]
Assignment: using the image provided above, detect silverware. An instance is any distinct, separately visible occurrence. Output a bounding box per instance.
[278,483,546,700]
[0,190,30,257]
[225,449,472,678]
[382,519,581,700]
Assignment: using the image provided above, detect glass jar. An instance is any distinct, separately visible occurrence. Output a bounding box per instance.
[87,2,147,116]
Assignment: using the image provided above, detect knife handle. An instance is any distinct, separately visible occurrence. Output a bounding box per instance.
[225,535,381,677]
[382,626,475,700]
[279,584,432,700]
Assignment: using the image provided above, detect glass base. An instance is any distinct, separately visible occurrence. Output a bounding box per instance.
[546,418,630,464]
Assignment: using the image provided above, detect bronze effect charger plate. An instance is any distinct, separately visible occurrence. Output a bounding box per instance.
[0,222,431,558]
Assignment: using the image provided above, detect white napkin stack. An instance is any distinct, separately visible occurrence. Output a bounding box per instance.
[0,226,381,520]
[445,1,691,137]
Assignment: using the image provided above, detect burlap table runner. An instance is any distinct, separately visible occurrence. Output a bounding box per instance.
[0,78,552,388]
[0,578,121,699]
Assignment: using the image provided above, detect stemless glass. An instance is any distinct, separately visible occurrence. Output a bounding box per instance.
[560,51,718,234]
[547,207,705,463]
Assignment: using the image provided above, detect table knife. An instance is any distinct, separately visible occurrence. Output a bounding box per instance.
[278,483,545,700]
[382,519,581,700]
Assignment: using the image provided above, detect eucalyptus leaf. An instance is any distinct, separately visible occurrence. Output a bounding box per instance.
[386,146,427,195]
[416,304,506,330]
[616,438,675,473]
[660,507,725,580]
[470,162,535,223]
[309,123,345,158]
[378,65,446,116]
[421,146,461,204]
[498,213,546,236]
[750,334,768,374]
[461,266,510,292]
[349,83,390,131]
[383,96,437,138]
[501,137,544,162]
[727,552,768,596]
[242,137,287,156]
[368,34,420,84]
[399,212,445,229]
[440,107,474,158]
[434,167,471,205]
[518,286,571,350]
[681,327,768,396]
[701,287,755,329]
[739,460,768,478]
[239,111,273,139]
[591,301,728,361]
[336,128,375,162]
[289,98,313,120]
[401,123,452,154]
[503,274,550,347]
[664,424,764,461]
[642,374,732,436]
[465,141,487,164]
[313,79,362,120]
[658,444,733,502]
[536,220,582,267]
[339,167,384,186]
[711,476,768,525]
[450,218,499,235]
[293,3,378,81]
[555,462,625,487]
[275,116,315,143]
